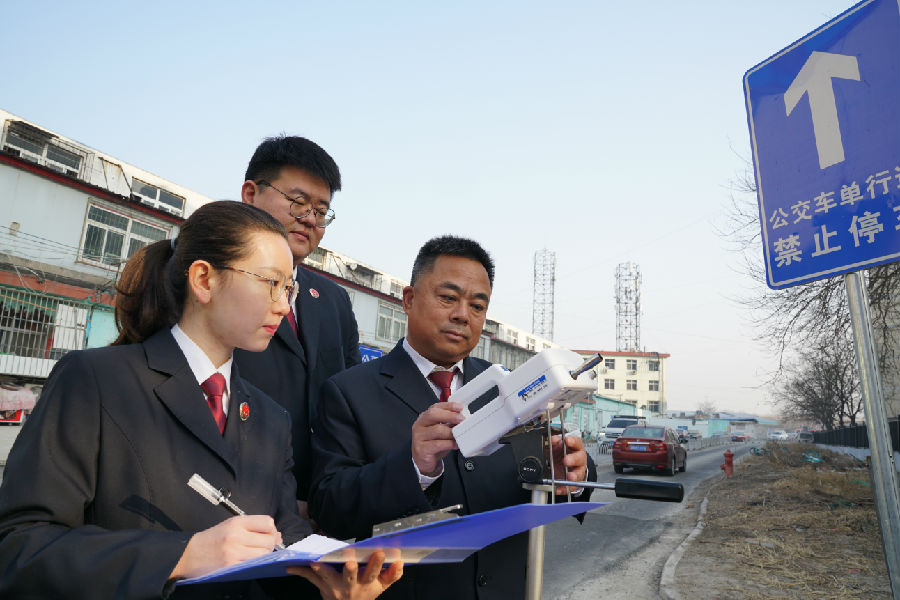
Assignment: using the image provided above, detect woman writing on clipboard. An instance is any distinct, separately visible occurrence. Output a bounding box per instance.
[0,201,401,599]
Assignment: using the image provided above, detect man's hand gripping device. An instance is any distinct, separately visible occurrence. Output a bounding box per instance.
[452,348,598,458]
[452,348,684,502]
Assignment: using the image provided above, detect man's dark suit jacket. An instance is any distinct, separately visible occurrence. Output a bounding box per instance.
[309,340,596,600]
[0,330,312,600]
[234,266,361,500]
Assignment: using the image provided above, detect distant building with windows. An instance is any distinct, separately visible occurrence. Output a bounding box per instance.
[574,349,670,416]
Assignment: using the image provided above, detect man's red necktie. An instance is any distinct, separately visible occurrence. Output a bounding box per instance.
[286,308,299,336]
[428,369,456,402]
[201,373,227,434]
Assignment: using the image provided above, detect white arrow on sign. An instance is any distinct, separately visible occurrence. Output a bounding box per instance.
[784,50,860,170]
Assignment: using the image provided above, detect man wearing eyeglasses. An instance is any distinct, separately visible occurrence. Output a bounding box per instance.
[234,135,361,523]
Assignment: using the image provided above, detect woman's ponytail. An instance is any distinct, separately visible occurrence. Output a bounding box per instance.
[112,238,184,345]
[111,200,287,346]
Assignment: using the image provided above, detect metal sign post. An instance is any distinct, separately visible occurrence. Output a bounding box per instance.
[844,271,900,597]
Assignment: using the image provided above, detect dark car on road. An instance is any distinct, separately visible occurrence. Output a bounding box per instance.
[612,425,686,476]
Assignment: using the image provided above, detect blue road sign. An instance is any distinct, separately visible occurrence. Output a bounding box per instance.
[359,344,383,363]
[744,0,900,289]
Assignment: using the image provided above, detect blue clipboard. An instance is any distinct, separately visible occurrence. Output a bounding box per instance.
[179,501,606,586]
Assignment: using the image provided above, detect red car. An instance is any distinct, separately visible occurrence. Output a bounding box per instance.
[612,425,686,475]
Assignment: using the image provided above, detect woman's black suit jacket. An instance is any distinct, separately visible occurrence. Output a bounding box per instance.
[0,329,311,599]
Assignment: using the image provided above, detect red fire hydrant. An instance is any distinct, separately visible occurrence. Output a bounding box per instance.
[720,449,734,476]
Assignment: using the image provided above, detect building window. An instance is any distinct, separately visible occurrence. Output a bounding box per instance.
[604,379,615,390]
[376,302,407,342]
[305,247,325,268]
[348,264,375,287]
[626,359,637,371]
[604,358,615,370]
[131,177,186,216]
[509,331,518,346]
[46,144,82,171]
[3,121,85,177]
[649,360,660,371]
[649,380,660,391]
[80,204,168,267]
[6,128,43,156]
[389,280,404,298]
[470,336,488,360]
[526,337,535,351]
[626,380,637,391]
[492,342,530,369]
[648,401,661,413]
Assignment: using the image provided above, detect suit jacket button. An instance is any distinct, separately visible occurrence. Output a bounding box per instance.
[464,460,475,472]
[477,574,489,587]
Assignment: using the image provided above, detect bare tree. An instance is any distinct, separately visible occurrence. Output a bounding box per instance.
[697,399,717,417]
[777,336,862,429]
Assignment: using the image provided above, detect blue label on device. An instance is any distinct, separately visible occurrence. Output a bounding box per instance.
[518,375,547,402]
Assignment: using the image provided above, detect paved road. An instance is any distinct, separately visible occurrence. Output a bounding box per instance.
[542,442,752,599]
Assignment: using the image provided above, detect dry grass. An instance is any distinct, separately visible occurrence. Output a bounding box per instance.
[687,443,890,599]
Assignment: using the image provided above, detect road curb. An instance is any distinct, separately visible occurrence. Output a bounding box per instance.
[658,448,751,600]
[658,489,711,600]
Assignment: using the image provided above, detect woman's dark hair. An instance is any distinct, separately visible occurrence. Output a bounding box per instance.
[112,201,287,345]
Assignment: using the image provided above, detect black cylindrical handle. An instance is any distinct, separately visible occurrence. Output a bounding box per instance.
[614,478,684,502]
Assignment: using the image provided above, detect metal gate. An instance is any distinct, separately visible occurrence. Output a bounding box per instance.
[0,285,91,378]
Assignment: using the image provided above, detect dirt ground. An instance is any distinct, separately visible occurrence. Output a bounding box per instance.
[671,443,892,599]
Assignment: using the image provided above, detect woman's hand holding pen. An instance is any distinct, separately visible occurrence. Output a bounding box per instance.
[168,515,283,581]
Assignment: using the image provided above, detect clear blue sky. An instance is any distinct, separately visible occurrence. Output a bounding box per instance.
[1,0,856,413]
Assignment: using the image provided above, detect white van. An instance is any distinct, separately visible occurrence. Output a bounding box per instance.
[601,416,647,440]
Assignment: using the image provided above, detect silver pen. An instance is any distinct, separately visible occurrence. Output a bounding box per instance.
[187,473,286,550]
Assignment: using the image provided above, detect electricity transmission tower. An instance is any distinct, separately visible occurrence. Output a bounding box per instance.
[532,249,556,340]
[615,262,641,352]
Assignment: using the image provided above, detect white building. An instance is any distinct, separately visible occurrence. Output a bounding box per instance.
[575,349,670,416]
[0,109,214,380]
